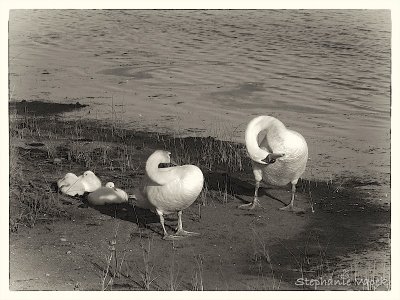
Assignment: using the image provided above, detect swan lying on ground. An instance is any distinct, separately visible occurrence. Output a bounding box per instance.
[57,173,80,196]
[240,115,308,212]
[57,171,102,196]
[87,182,129,205]
[135,150,204,240]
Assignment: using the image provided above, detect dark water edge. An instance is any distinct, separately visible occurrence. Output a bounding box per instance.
[10,100,88,115]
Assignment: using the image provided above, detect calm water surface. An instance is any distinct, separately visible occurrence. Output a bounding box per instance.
[9,10,391,197]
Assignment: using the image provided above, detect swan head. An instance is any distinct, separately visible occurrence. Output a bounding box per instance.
[81,170,100,184]
[261,152,285,164]
[105,182,115,188]
[251,151,285,165]
[80,170,102,192]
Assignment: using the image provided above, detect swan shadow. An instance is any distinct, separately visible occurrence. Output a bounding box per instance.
[204,171,287,206]
[79,171,289,235]
[81,198,177,236]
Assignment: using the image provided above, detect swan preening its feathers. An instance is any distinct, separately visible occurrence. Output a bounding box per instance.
[132,150,204,240]
[57,171,102,196]
[241,115,308,212]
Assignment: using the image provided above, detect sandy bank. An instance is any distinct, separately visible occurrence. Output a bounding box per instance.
[9,101,390,290]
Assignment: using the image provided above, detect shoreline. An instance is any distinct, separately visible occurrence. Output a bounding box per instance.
[9,101,390,290]
[10,99,391,209]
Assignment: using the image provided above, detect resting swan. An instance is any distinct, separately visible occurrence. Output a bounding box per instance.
[87,182,129,205]
[240,115,308,212]
[57,171,102,196]
[139,150,204,240]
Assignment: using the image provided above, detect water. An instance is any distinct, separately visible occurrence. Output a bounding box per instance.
[9,10,391,200]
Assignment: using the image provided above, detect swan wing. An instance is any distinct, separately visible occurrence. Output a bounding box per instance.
[259,127,308,185]
[57,173,78,189]
[144,165,203,214]
[60,181,86,196]
[81,174,102,193]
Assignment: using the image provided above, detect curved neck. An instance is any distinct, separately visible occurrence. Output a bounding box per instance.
[245,116,285,161]
[145,155,171,185]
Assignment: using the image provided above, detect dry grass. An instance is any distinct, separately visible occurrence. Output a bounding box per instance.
[191,254,204,291]
[9,115,69,231]
[168,245,182,291]
[9,110,250,233]
[100,222,129,291]
[249,228,282,290]
[137,234,158,290]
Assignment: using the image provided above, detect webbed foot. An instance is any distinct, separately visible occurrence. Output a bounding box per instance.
[279,204,305,214]
[238,198,263,210]
[175,229,200,237]
[162,234,186,241]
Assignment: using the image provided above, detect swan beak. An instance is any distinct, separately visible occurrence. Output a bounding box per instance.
[262,153,285,164]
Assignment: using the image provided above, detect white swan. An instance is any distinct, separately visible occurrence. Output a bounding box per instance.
[57,170,102,196]
[240,115,308,212]
[137,150,204,240]
[57,173,80,196]
[87,182,128,205]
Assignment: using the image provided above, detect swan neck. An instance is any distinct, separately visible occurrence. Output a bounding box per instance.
[245,116,282,161]
[145,156,169,185]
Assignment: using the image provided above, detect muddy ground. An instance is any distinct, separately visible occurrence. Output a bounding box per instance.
[9,101,390,291]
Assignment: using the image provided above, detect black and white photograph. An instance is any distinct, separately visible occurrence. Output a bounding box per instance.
[4,1,398,298]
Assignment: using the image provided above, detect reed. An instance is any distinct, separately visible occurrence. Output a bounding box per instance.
[191,254,204,291]
[137,234,157,290]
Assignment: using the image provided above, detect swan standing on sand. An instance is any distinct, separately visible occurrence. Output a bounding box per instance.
[87,182,129,205]
[240,115,308,212]
[138,150,204,240]
[57,170,102,196]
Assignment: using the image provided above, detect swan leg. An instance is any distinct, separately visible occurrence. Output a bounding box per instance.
[239,180,263,210]
[156,209,169,238]
[156,209,186,241]
[279,183,305,213]
[174,211,200,237]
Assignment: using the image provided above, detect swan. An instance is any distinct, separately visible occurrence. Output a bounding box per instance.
[138,150,204,240]
[57,170,102,196]
[87,182,129,205]
[57,173,81,196]
[240,115,308,212]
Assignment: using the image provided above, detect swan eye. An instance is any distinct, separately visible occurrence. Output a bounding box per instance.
[270,159,276,164]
